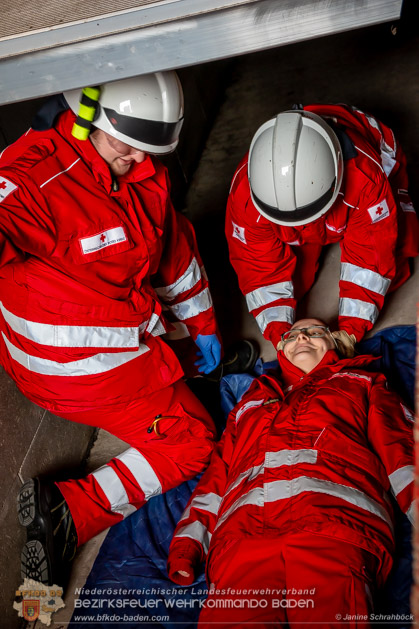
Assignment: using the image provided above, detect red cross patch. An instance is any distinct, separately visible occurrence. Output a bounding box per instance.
[367,199,390,224]
[0,176,17,202]
[232,221,247,244]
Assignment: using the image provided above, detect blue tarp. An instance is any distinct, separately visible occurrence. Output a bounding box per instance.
[70,326,415,628]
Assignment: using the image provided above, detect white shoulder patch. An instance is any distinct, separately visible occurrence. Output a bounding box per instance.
[367,199,390,224]
[232,221,247,244]
[235,398,264,423]
[0,177,17,202]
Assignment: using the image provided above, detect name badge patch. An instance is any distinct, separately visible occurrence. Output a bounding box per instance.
[367,199,390,224]
[80,226,127,255]
[0,177,17,202]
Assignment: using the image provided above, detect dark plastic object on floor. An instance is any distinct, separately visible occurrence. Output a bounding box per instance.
[70,325,415,629]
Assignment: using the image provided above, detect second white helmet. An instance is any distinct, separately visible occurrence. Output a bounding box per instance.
[64,71,184,154]
[248,110,343,226]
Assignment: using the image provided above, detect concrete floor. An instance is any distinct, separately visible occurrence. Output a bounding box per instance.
[38,21,419,627]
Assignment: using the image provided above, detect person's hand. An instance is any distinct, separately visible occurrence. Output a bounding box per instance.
[195,334,222,374]
[168,559,196,585]
[331,330,357,357]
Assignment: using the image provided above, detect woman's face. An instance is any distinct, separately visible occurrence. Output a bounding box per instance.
[283,318,335,373]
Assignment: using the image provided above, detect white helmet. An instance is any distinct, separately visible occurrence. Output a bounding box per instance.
[248,110,343,226]
[64,71,184,154]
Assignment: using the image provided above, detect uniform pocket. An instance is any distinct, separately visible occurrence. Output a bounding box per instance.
[314,425,387,485]
[69,223,133,264]
[144,402,212,444]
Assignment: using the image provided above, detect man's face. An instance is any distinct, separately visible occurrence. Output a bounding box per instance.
[283,318,335,373]
[90,129,146,176]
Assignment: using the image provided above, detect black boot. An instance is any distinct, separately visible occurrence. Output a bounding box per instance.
[206,339,259,381]
[17,477,77,588]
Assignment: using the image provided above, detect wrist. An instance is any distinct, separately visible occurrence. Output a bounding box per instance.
[168,557,196,585]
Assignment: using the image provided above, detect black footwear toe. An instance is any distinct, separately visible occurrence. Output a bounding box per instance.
[221,339,259,375]
[205,339,259,380]
[18,477,77,587]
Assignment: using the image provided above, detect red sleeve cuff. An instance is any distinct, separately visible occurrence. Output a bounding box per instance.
[167,538,203,585]
[338,319,369,343]
[265,321,292,349]
[167,557,196,585]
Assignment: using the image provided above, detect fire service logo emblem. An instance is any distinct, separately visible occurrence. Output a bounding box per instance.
[22,599,40,621]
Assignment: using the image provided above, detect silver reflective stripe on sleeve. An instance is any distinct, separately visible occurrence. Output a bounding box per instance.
[245,281,294,312]
[175,521,212,555]
[339,298,379,323]
[388,465,414,497]
[116,448,162,500]
[180,492,223,522]
[406,501,415,526]
[2,333,149,376]
[354,110,397,177]
[235,399,265,423]
[340,263,391,296]
[255,306,294,334]
[155,258,201,302]
[169,288,212,321]
[145,313,166,337]
[92,466,136,519]
[215,486,264,530]
[225,463,265,497]
[0,300,139,348]
[401,404,415,423]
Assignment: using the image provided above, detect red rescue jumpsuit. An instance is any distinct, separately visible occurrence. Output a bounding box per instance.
[226,104,419,346]
[0,110,218,544]
[168,350,415,628]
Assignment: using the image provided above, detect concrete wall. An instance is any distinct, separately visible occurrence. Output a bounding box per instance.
[0,60,231,628]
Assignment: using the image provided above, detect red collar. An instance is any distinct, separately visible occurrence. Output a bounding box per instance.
[276,349,378,389]
[277,349,340,388]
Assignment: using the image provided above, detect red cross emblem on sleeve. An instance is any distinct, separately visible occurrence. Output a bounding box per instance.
[0,176,17,201]
[367,199,390,224]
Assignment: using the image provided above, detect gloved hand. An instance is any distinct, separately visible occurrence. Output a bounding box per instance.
[194,334,222,374]
[331,330,357,358]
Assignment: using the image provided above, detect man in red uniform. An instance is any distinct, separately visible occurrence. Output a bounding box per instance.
[0,72,222,586]
[226,104,419,355]
[167,317,414,628]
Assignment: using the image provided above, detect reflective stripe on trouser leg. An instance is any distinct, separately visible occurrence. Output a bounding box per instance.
[57,450,162,547]
[56,380,216,546]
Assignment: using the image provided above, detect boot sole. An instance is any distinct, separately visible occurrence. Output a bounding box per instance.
[17,479,54,585]
[21,540,50,584]
[17,479,37,527]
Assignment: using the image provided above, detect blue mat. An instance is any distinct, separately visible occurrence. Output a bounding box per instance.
[70,326,415,628]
